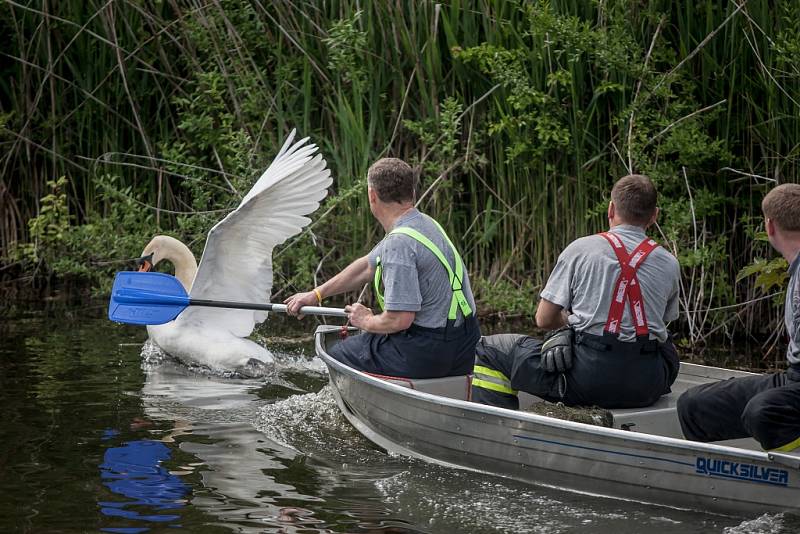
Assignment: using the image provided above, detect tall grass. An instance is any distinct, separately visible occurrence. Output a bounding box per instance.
[1,0,798,343]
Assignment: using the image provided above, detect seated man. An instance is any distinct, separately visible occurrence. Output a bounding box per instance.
[472,174,680,409]
[284,158,481,378]
[678,184,800,451]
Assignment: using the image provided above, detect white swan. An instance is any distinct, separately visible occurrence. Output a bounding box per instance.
[138,131,331,369]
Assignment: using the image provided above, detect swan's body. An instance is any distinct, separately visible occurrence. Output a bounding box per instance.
[142,235,273,367]
[139,131,331,369]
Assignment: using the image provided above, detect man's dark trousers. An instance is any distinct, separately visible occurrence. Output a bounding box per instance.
[678,366,800,450]
[472,331,679,410]
[329,317,480,379]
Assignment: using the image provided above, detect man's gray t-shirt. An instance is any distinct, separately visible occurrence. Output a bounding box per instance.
[786,253,800,365]
[540,224,680,342]
[367,209,476,329]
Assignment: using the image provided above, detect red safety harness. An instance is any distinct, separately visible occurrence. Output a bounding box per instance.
[598,232,660,337]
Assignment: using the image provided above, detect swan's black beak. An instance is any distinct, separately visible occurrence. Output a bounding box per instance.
[136,253,154,272]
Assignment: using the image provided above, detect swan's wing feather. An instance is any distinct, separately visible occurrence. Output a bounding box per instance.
[178,133,331,338]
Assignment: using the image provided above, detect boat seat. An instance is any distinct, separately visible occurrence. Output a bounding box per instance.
[609,390,683,438]
[520,369,705,437]
[608,363,753,439]
[366,372,472,400]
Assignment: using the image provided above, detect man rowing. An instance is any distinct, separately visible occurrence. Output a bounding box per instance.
[678,184,800,452]
[284,158,481,378]
[472,174,680,409]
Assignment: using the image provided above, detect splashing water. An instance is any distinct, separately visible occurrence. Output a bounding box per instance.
[723,513,796,534]
[375,469,630,534]
[140,338,168,365]
[254,385,380,460]
[139,337,324,396]
[271,349,327,374]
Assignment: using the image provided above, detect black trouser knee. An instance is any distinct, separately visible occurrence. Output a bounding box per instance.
[471,334,523,410]
[471,382,519,410]
[678,372,794,448]
[741,383,800,451]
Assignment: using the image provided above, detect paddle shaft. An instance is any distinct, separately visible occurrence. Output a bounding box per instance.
[190,298,348,318]
[108,271,350,325]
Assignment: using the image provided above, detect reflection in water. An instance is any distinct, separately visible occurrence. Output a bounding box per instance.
[137,343,427,532]
[98,430,189,532]
[135,343,340,532]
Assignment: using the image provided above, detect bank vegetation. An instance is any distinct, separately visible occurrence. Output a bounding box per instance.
[1,0,798,355]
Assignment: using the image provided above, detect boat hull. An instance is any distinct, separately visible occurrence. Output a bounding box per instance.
[316,327,800,515]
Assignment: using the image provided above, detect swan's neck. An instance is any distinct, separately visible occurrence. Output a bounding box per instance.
[161,237,198,291]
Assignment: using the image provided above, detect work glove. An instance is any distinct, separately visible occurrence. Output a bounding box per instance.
[541,327,574,373]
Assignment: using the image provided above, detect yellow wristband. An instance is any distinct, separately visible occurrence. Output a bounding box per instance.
[313,288,323,304]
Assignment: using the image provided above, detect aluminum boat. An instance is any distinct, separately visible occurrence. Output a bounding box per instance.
[315,325,800,515]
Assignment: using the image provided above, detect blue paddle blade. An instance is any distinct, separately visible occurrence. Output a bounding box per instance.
[108,271,190,325]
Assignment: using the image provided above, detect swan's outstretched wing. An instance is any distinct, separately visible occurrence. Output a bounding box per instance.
[178,130,332,338]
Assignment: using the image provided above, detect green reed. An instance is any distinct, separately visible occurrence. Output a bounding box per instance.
[1,0,798,344]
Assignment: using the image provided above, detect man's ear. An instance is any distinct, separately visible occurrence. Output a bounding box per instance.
[766,217,776,237]
[368,186,378,204]
[607,200,615,221]
[647,207,660,228]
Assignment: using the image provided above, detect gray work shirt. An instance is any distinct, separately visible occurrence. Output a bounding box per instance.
[368,209,476,329]
[540,224,680,342]
[786,253,800,365]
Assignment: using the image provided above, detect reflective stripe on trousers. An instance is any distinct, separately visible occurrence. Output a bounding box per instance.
[472,365,517,395]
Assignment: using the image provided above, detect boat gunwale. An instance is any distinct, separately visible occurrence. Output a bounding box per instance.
[314,326,792,467]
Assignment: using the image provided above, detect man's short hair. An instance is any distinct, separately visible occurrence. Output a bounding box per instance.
[762,183,800,232]
[367,158,415,204]
[611,174,658,226]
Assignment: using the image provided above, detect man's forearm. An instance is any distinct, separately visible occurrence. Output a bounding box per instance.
[317,255,372,298]
[361,311,415,334]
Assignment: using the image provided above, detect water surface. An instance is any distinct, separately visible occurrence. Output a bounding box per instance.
[0,303,794,533]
